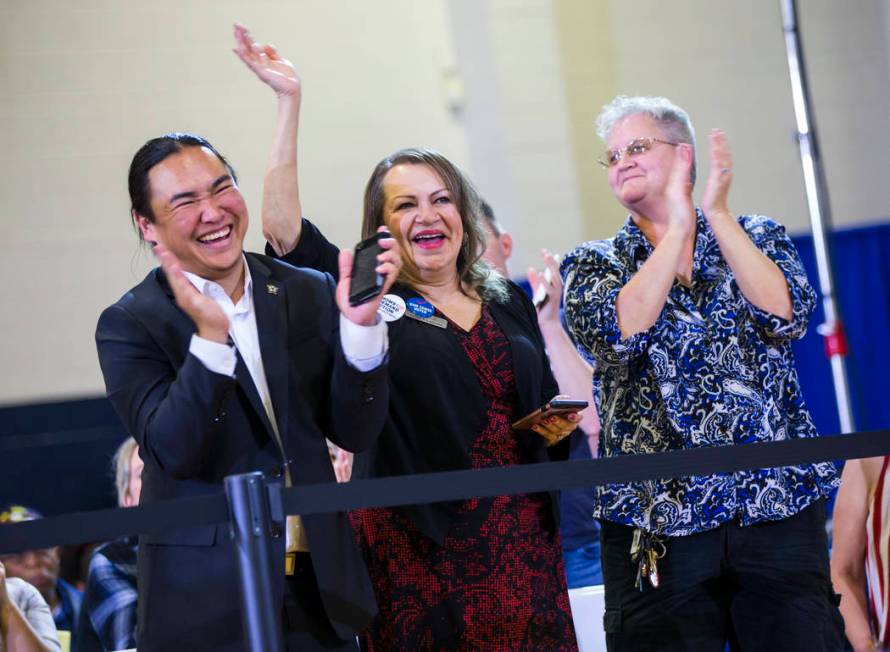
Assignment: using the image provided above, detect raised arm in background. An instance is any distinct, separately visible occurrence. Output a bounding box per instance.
[528,249,600,450]
[233,23,303,256]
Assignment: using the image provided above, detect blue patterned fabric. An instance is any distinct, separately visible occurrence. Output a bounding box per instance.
[79,537,138,652]
[54,577,82,652]
[561,211,839,536]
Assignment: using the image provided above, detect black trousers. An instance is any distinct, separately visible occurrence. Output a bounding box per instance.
[600,499,844,652]
[282,553,359,652]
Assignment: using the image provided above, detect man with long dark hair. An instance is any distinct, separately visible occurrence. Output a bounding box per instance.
[96,128,399,651]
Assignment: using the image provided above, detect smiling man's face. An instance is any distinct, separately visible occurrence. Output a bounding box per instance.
[136,146,248,284]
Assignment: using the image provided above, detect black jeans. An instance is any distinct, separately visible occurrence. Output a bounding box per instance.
[600,500,844,652]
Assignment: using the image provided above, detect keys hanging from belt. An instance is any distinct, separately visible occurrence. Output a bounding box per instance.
[630,528,666,590]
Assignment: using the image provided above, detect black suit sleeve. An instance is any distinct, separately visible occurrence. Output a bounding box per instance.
[320,271,390,453]
[268,224,388,450]
[96,303,234,478]
[327,347,389,453]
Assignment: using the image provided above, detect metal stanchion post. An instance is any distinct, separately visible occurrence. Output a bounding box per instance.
[225,472,285,652]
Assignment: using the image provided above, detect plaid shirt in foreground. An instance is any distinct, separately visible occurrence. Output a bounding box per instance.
[80,536,137,651]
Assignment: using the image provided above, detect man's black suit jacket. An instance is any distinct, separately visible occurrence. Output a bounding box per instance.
[96,253,388,652]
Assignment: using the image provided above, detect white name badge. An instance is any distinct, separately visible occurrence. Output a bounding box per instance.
[377,294,406,322]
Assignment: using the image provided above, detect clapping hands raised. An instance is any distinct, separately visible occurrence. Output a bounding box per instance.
[700,128,733,221]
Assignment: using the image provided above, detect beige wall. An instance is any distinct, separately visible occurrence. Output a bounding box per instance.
[2,0,889,404]
[448,0,586,277]
[1,0,466,404]
[552,0,890,238]
[551,0,619,241]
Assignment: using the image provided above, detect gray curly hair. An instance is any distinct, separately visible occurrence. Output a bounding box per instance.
[595,95,697,185]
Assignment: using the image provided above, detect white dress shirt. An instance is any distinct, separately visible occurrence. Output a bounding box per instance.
[182,258,387,552]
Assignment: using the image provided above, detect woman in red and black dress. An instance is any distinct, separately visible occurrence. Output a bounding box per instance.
[235,27,579,650]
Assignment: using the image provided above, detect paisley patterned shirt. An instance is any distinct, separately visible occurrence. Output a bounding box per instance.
[561,211,839,537]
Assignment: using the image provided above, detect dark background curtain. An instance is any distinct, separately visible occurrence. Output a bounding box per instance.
[790,221,890,435]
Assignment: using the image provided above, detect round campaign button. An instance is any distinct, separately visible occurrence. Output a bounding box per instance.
[406,297,435,319]
[377,294,406,322]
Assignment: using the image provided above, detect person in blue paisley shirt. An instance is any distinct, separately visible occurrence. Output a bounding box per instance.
[560,95,844,651]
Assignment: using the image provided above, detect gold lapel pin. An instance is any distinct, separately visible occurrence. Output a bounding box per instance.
[266,283,279,296]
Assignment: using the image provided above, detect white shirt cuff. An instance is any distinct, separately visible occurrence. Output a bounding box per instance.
[189,334,236,376]
[339,314,388,371]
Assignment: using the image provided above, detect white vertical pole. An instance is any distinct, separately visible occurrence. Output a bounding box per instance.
[780,0,855,433]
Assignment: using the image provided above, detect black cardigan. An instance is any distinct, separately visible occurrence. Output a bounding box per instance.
[270,218,569,543]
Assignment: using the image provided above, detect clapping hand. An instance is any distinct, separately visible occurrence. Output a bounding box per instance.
[528,249,563,324]
[665,140,696,236]
[155,245,230,343]
[700,128,733,222]
[529,251,577,446]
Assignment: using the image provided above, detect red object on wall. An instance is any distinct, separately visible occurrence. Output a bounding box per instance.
[819,320,849,358]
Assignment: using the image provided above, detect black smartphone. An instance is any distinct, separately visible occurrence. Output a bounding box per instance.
[511,397,588,430]
[348,232,387,306]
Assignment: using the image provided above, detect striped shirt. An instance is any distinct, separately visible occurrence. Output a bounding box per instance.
[866,456,890,645]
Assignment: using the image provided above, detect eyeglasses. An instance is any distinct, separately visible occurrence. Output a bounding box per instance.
[598,137,679,168]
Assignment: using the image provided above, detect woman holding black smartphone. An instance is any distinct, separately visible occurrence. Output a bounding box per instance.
[234,26,580,650]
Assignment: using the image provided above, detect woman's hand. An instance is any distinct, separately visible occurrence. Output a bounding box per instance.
[665,142,697,237]
[527,249,562,325]
[531,412,581,446]
[234,24,304,257]
[700,128,733,222]
[232,24,301,100]
[336,227,403,326]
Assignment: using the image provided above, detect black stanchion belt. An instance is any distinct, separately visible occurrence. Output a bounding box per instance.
[0,425,126,451]
[1,429,888,554]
